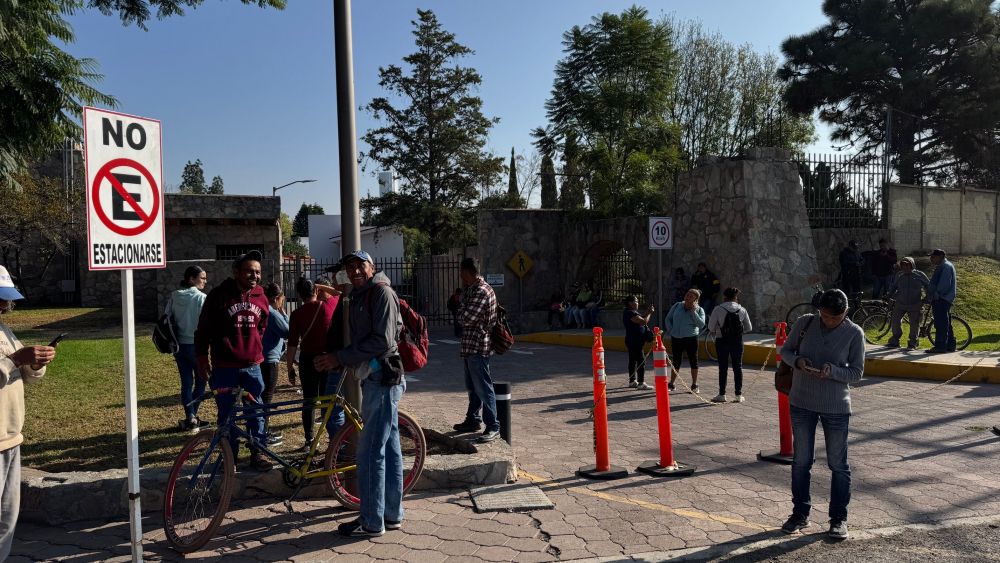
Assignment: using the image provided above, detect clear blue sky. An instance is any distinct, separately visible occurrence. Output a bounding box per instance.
[64,1,830,217]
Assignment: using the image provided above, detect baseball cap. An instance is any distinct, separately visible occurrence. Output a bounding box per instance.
[0,266,24,301]
[929,249,946,257]
[342,250,374,265]
[233,249,263,269]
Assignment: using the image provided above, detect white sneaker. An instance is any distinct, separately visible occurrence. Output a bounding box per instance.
[711,394,727,403]
[637,382,652,390]
[734,394,745,403]
[628,380,639,388]
[691,385,700,394]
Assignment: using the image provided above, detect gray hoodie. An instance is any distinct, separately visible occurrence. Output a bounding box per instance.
[336,272,401,371]
[706,301,753,338]
[892,267,929,307]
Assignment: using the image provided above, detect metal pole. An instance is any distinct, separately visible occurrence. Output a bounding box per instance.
[121,270,143,561]
[493,382,512,445]
[334,0,361,254]
[657,250,663,321]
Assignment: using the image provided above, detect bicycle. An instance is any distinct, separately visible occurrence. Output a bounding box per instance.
[860,302,972,350]
[162,380,427,554]
[785,286,890,327]
[699,327,718,361]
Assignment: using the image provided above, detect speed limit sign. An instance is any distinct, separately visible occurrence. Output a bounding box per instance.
[648,217,673,250]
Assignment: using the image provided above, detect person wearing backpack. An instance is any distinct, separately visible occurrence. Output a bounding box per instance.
[706,287,753,403]
[314,250,406,538]
[452,258,501,444]
[169,265,209,433]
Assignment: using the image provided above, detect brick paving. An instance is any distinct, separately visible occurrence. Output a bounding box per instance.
[12,330,1000,561]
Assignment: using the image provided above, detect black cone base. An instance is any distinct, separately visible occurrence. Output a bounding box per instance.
[576,464,629,480]
[757,450,794,465]
[636,460,695,477]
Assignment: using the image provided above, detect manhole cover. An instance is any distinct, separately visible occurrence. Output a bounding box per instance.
[470,483,554,512]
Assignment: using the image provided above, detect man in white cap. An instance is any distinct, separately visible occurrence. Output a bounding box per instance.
[0,266,56,558]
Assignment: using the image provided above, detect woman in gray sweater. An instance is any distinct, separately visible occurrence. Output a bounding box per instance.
[778,289,864,541]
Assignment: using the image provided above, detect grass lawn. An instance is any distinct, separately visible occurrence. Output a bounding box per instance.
[8,307,309,472]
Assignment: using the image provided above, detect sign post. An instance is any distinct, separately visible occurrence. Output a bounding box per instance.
[648,217,673,316]
[84,107,167,562]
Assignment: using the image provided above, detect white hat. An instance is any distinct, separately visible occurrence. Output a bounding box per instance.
[0,266,24,301]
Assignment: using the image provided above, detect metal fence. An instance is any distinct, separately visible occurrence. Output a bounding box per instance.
[795,153,885,229]
[592,249,643,307]
[279,257,460,326]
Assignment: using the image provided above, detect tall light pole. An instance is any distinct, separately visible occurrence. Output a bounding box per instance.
[272,179,317,197]
[334,0,361,255]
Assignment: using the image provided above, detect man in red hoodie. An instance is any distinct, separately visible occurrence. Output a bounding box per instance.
[195,250,271,471]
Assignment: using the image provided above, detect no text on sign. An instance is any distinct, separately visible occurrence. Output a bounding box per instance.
[507,250,534,278]
[648,216,673,250]
[84,107,166,270]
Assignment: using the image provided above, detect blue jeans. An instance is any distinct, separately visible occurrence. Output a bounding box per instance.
[790,404,852,521]
[175,344,205,419]
[932,299,956,351]
[715,337,743,395]
[873,275,893,299]
[358,372,405,532]
[211,365,266,455]
[463,354,498,431]
[323,370,345,438]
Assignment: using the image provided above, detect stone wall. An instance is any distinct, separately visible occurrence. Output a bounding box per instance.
[78,194,282,320]
[673,148,821,327]
[888,184,1000,257]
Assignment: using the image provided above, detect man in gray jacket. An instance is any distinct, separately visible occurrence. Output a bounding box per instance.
[887,257,929,349]
[315,250,405,538]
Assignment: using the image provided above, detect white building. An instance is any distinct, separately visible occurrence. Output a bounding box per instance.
[306,215,405,263]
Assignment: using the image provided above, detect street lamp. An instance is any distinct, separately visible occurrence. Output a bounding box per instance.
[272,179,317,196]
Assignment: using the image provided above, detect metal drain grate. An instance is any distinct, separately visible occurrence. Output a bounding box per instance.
[469,483,554,512]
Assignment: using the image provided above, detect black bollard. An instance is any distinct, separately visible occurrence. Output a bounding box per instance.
[493,381,512,445]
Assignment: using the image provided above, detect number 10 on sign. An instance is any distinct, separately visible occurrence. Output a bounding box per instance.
[648,217,672,250]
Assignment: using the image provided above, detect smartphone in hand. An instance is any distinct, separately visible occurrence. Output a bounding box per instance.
[48,333,69,347]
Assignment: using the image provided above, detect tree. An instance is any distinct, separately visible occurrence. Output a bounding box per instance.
[559,132,586,210]
[779,0,1000,186]
[507,147,518,196]
[360,9,504,253]
[667,18,814,166]
[292,203,323,238]
[539,154,557,208]
[179,159,207,193]
[0,172,78,300]
[279,212,307,256]
[542,6,681,216]
[208,175,224,194]
[0,0,283,186]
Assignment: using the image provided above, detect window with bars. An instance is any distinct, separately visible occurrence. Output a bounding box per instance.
[593,249,643,306]
[216,245,264,261]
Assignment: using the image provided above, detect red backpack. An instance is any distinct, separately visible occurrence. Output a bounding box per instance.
[367,282,429,372]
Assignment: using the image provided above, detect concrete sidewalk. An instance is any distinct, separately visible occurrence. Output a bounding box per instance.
[519,329,1000,384]
[12,331,1000,561]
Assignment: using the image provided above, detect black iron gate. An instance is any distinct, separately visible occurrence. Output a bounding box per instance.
[279,257,461,326]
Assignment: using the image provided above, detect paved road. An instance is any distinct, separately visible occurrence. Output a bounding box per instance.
[12,330,1000,561]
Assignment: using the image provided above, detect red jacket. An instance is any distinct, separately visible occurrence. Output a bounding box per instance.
[195,277,269,368]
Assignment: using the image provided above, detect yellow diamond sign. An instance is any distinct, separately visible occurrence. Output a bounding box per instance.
[507,250,534,278]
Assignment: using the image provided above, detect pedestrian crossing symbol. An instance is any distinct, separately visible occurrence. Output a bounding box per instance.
[507,250,534,278]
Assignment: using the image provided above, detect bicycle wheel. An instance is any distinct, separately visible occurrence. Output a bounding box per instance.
[163,430,235,553]
[927,315,973,351]
[785,302,815,326]
[860,313,893,346]
[325,410,427,510]
[700,329,717,361]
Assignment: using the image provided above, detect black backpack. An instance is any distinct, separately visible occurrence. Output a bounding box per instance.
[152,306,180,354]
[719,308,744,339]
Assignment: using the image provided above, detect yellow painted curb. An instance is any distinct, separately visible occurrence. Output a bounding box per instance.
[518,332,1000,384]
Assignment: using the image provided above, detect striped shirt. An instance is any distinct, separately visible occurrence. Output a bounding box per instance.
[459,277,497,357]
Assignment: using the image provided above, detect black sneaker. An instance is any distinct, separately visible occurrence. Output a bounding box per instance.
[828,520,848,540]
[477,429,500,443]
[781,513,810,534]
[452,420,482,433]
[249,454,273,472]
[338,518,384,537]
[385,519,402,531]
[668,383,676,391]
[992,425,1000,437]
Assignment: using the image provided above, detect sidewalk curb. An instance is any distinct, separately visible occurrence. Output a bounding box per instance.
[518,332,1000,383]
[567,513,1000,562]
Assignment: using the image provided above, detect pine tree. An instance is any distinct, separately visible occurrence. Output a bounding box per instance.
[208,175,224,195]
[540,154,557,208]
[179,159,207,194]
[507,147,518,196]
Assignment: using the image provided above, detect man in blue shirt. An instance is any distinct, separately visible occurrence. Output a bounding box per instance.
[925,249,957,353]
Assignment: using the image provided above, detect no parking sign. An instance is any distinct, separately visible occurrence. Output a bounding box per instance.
[84,107,166,270]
